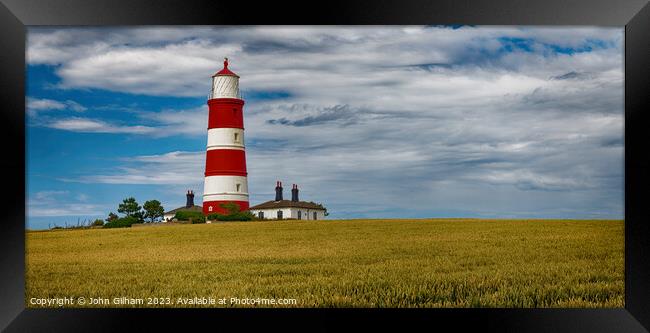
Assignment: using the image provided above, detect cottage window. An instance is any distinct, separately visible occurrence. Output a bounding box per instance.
[298,211,302,219]
[313,212,317,220]
[259,212,264,219]
[277,210,283,219]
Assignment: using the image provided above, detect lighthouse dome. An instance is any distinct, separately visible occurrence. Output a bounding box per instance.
[213,58,239,77]
[210,58,241,99]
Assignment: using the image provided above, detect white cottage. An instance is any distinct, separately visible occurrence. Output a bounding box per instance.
[249,182,326,220]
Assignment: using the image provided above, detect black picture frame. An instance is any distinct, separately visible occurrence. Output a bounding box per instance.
[1,0,648,331]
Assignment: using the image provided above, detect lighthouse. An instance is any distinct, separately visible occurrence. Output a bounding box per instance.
[202,58,249,215]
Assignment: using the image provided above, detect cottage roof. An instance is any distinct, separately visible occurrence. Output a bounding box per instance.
[249,200,325,210]
[164,205,203,215]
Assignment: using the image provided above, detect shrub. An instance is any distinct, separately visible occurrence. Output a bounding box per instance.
[174,211,205,224]
[105,212,118,223]
[205,203,257,222]
[220,202,241,214]
[103,216,139,229]
[92,219,104,227]
[207,210,256,222]
[191,216,206,224]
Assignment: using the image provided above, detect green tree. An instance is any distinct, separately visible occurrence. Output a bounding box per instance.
[118,197,141,217]
[132,211,145,224]
[106,212,119,222]
[143,200,165,223]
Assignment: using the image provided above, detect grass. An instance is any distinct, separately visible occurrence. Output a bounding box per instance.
[25,218,624,308]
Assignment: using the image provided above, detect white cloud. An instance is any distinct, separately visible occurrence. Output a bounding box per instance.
[137,106,207,137]
[27,98,87,117]
[28,205,104,217]
[27,98,67,110]
[71,151,205,185]
[33,105,206,137]
[462,169,593,191]
[27,26,623,98]
[27,190,104,217]
[33,190,68,200]
[48,117,156,134]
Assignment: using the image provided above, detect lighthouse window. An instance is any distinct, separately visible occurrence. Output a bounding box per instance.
[234,133,239,143]
[236,183,241,192]
[208,206,213,212]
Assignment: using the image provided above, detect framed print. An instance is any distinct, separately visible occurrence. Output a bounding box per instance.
[1,0,649,331]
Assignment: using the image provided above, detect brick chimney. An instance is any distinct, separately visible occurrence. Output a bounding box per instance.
[186,190,195,208]
[291,184,299,202]
[275,181,283,201]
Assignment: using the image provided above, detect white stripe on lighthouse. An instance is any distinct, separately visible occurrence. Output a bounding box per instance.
[207,128,245,150]
[203,193,249,202]
[203,175,249,197]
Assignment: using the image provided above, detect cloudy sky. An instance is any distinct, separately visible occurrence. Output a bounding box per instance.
[25,26,624,229]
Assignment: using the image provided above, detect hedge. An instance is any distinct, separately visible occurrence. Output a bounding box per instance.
[174,211,205,224]
[207,211,255,221]
[103,216,140,228]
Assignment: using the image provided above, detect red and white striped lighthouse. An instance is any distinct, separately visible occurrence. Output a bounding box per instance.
[203,58,249,215]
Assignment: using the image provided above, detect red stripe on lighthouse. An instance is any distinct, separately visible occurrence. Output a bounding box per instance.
[208,98,245,129]
[205,149,247,176]
[203,200,249,215]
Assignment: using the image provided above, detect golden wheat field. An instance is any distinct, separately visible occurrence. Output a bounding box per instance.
[26,219,624,308]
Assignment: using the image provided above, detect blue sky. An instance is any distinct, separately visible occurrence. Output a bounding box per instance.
[26,26,624,229]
